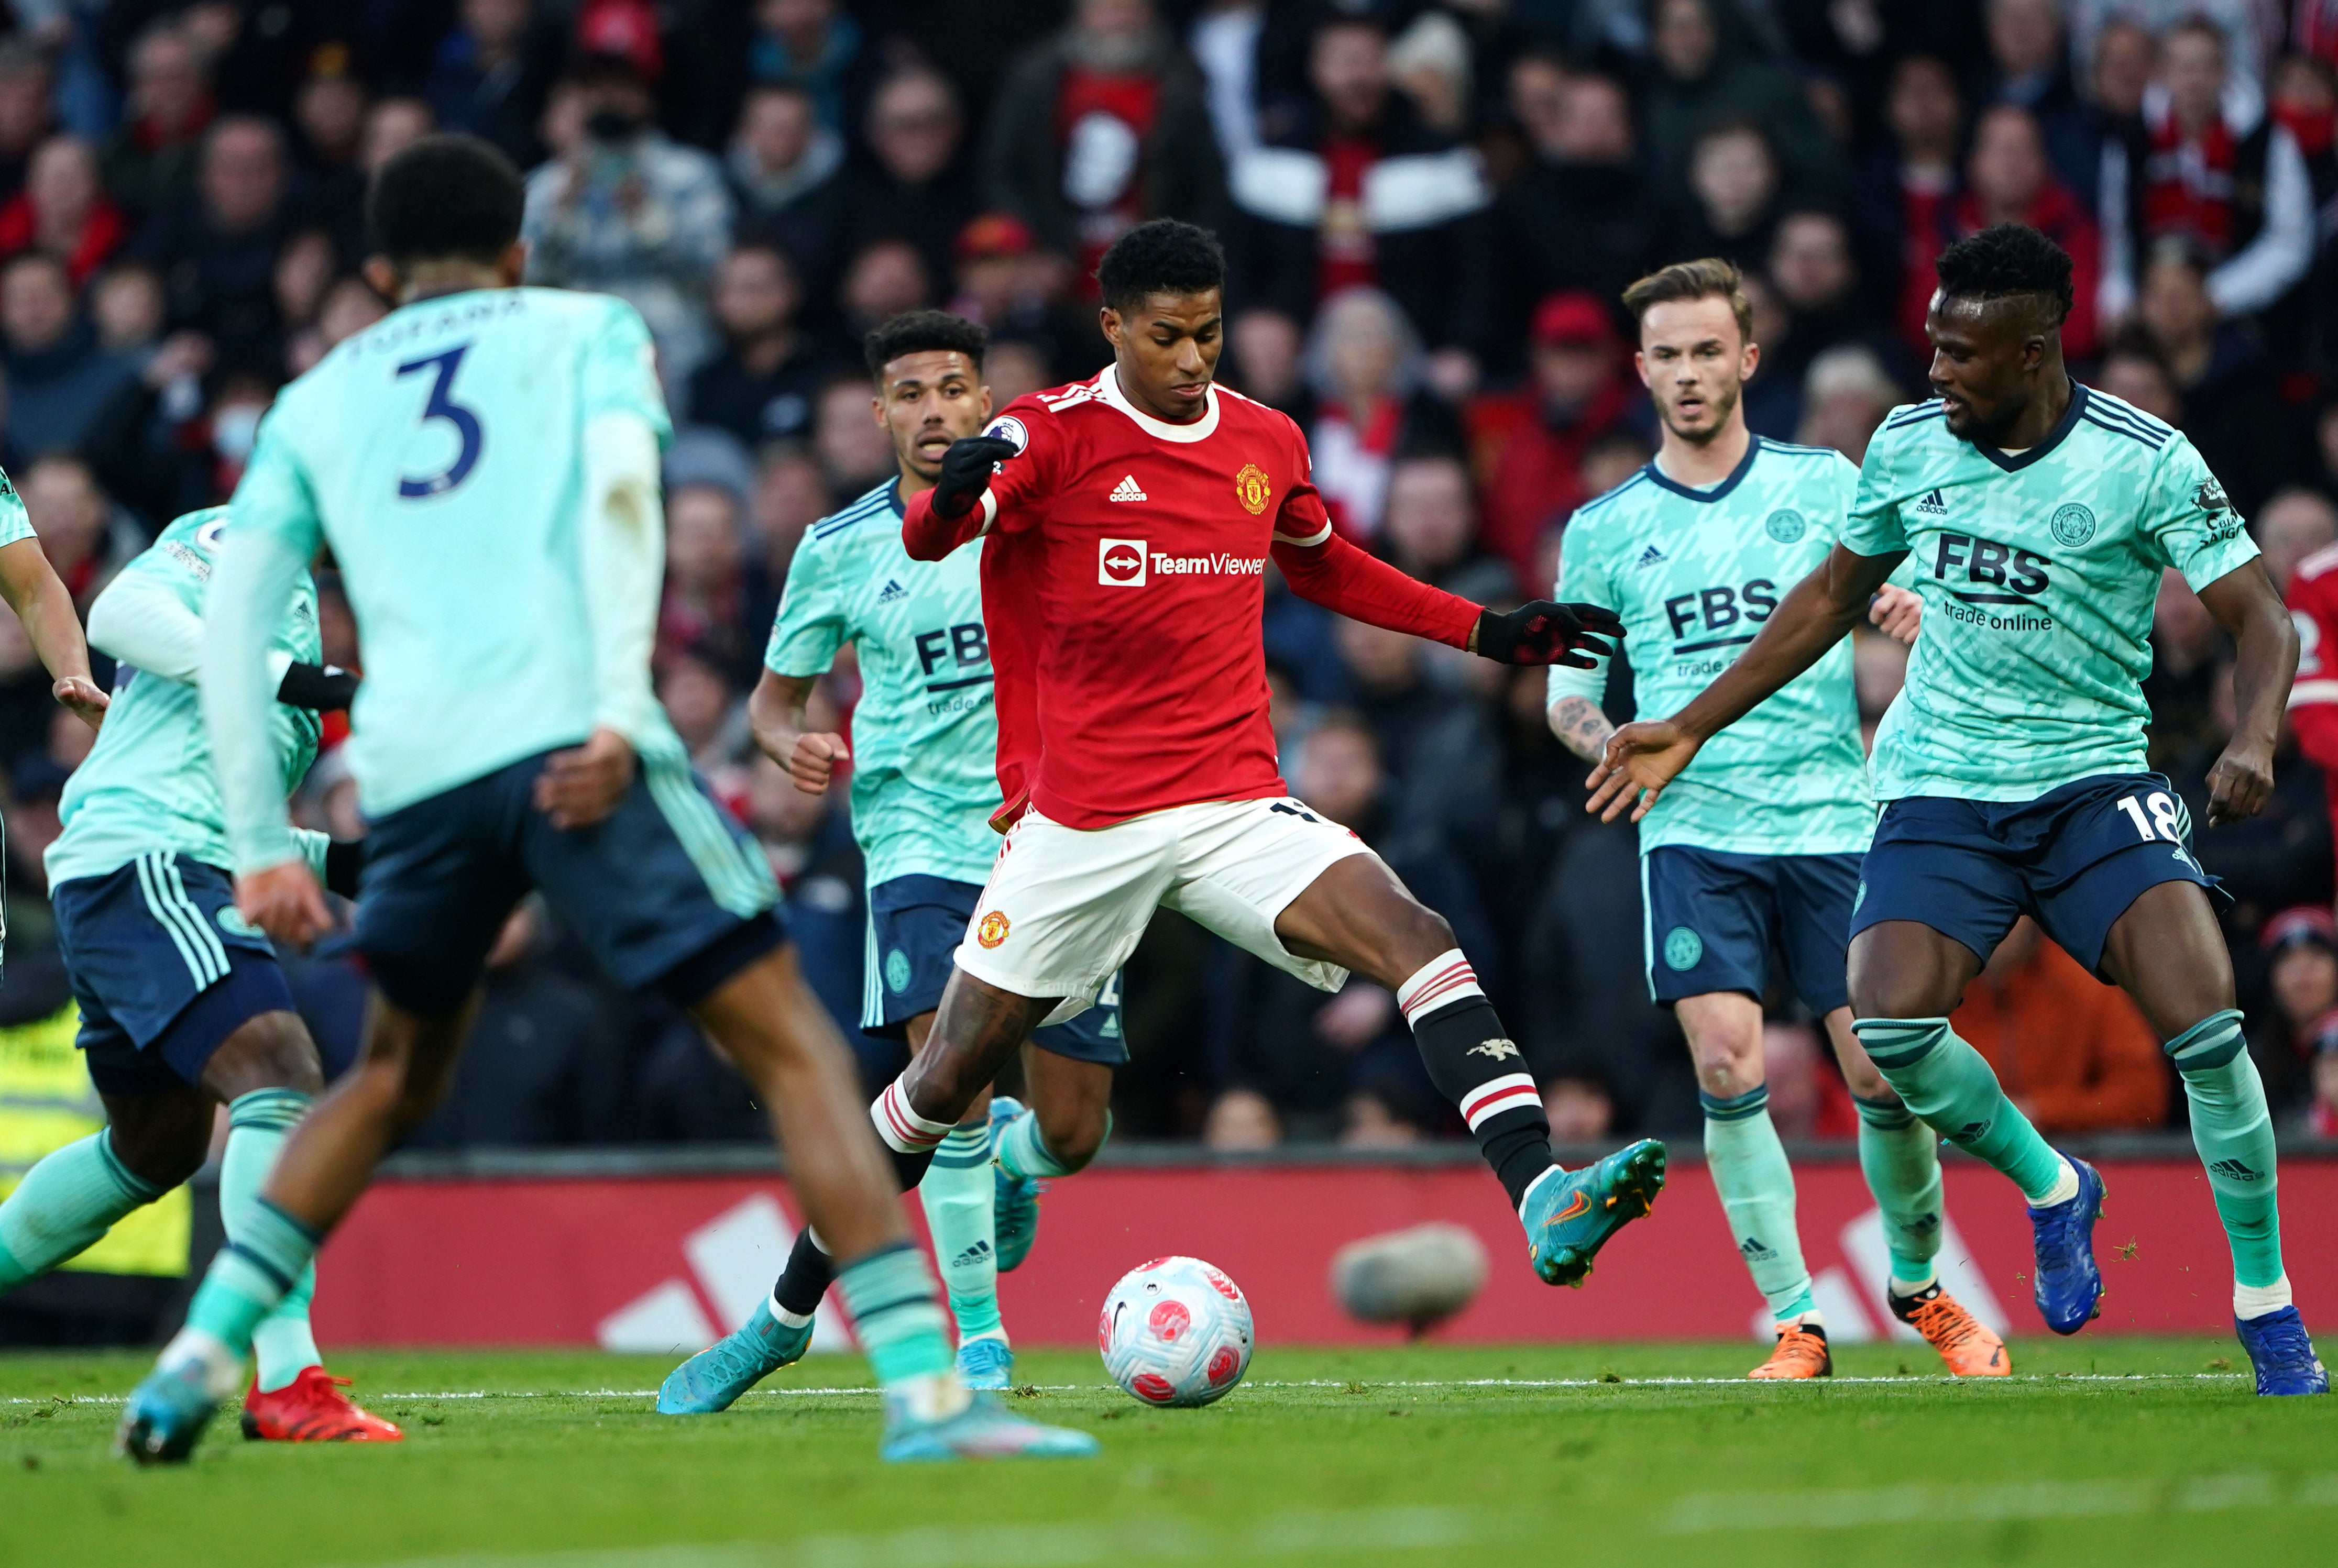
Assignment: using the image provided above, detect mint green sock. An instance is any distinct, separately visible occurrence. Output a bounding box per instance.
[919,1124,1002,1343]
[1854,1093,1944,1287]
[836,1241,954,1391]
[1702,1086,1814,1322]
[224,1089,322,1392]
[2165,1010,2283,1290]
[0,1130,163,1290]
[995,1107,1107,1180]
[178,1197,317,1365]
[1852,1018,2066,1202]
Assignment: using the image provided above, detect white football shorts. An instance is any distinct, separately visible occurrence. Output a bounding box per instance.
[952,796,1375,1025]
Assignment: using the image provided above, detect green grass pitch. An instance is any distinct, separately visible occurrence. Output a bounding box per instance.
[2,1338,2333,1567]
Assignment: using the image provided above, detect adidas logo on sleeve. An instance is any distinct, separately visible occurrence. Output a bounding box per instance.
[1634,545,1667,568]
[1108,475,1147,502]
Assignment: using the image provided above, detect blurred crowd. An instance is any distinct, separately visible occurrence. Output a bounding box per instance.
[1,0,2337,1155]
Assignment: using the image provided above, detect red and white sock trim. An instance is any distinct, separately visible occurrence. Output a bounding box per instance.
[1458,1073,1541,1133]
[1397,949,1484,1025]
[871,1080,953,1154]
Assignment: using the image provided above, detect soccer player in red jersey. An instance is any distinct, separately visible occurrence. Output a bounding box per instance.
[868,220,1666,1286]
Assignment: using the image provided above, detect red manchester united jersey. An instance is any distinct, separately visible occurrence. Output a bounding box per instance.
[905,365,1479,829]
[2287,542,2338,885]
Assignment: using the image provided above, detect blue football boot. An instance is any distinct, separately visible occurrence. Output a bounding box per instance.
[2236,1306,2330,1396]
[2025,1154,2105,1334]
[956,1335,1014,1392]
[657,1299,813,1414]
[988,1096,1044,1272]
[880,1390,1097,1462]
[116,1361,221,1465]
[1524,1140,1666,1287]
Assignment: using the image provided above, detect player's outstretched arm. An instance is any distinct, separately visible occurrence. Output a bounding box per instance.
[87,566,357,708]
[1587,543,1901,822]
[901,435,1019,560]
[747,668,849,795]
[0,536,105,728]
[2196,558,2300,825]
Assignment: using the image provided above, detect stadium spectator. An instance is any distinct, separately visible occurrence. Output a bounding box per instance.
[100,23,213,222]
[836,237,929,340]
[1640,0,1845,216]
[287,69,369,259]
[1795,344,1905,463]
[1949,918,2171,1133]
[2129,241,2299,515]
[1379,452,1513,604]
[131,114,300,368]
[2253,908,2338,1113]
[0,136,125,286]
[846,69,977,301]
[1227,305,1302,412]
[1494,67,1651,368]
[981,0,1226,282]
[2101,16,2314,323]
[2256,488,2338,595]
[658,481,755,689]
[1472,292,1633,582]
[1202,1086,1281,1150]
[1227,12,1490,381]
[19,454,138,613]
[2144,567,2226,769]
[0,43,53,205]
[2302,1013,2338,1136]
[361,96,437,180]
[726,84,848,299]
[687,242,836,448]
[1853,54,1965,362]
[522,53,732,391]
[945,212,1099,384]
[1301,286,1458,542]
[1760,1021,1857,1140]
[1764,209,1904,391]
[0,251,133,458]
[1982,0,2101,203]
[1541,1074,1615,1141]
[1949,104,2102,360]
[1663,119,1784,274]
[810,372,893,501]
[735,0,874,144]
[2096,336,2185,425]
[423,0,555,169]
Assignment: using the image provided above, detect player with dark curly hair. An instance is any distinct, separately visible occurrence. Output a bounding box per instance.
[1593,223,2327,1396]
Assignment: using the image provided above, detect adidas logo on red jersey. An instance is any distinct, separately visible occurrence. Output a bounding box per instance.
[1109,475,1147,502]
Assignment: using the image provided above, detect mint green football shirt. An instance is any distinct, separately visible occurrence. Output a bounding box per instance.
[226,288,680,822]
[0,465,31,547]
[764,480,1000,887]
[1549,438,1880,857]
[1844,383,2259,802]
[46,507,327,888]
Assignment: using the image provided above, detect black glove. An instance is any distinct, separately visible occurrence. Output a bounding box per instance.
[1474,601,1624,668]
[278,661,359,711]
[322,838,366,899]
[930,435,1020,520]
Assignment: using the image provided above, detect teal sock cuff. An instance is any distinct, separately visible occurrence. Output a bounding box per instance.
[1851,1017,1951,1070]
[836,1241,952,1385]
[95,1131,167,1203]
[930,1124,991,1169]
[1699,1084,1771,1121]
[227,1088,312,1134]
[227,1199,320,1294]
[2165,1009,2247,1072]
[1000,1109,1078,1179]
[1853,1094,1916,1131]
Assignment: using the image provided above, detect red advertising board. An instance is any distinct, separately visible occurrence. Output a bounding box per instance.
[308,1157,2337,1350]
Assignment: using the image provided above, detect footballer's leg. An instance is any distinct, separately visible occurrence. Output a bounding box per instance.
[1826,1010,2002,1374]
[0,1084,200,1296]
[1274,853,1665,1287]
[1677,991,1827,1378]
[2098,882,2325,1395]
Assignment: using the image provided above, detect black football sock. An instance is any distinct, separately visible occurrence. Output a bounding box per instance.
[767,1107,945,1319]
[1399,950,1555,1210]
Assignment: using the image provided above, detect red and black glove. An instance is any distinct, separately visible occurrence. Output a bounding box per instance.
[1474,601,1623,667]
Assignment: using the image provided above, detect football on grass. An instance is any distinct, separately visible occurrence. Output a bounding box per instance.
[1099,1256,1254,1407]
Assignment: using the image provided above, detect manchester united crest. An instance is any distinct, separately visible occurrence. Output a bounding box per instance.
[976,910,1011,948]
[1234,463,1271,515]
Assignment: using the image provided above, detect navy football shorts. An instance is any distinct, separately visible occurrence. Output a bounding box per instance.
[51,852,298,1096]
[1849,771,2220,979]
[863,874,1126,1065]
[358,750,784,1015]
[1641,845,1860,1013]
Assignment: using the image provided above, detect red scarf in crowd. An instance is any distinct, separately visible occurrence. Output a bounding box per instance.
[2141,107,2240,257]
[0,195,128,286]
[1056,66,1161,288]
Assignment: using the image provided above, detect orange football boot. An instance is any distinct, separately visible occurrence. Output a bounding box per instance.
[1892,1283,2011,1376]
[240,1368,404,1442]
[1748,1319,1832,1379]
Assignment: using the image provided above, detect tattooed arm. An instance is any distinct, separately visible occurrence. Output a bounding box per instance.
[1548,694,1616,762]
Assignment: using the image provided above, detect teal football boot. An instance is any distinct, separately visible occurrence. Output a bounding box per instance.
[880,1391,1097,1461]
[657,1299,813,1414]
[956,1334,1014,1392]
[988,1096,1044,1272]
[1524,1140,1667,1287]
[116,1361,221,1465]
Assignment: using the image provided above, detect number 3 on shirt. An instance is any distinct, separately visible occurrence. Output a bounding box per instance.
[395,345,482,498]
[2114,790,2187,844]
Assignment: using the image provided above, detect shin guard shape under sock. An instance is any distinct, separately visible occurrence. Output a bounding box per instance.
[1702,1086,1814,1321]
[1854,1094,1944,1286]
[920,1124,1002,1342]
[835,1241,954,1390]
[1400,951,1553,1207]
[1852,1018,2066,1202]
[2165,1010,2284,1292]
